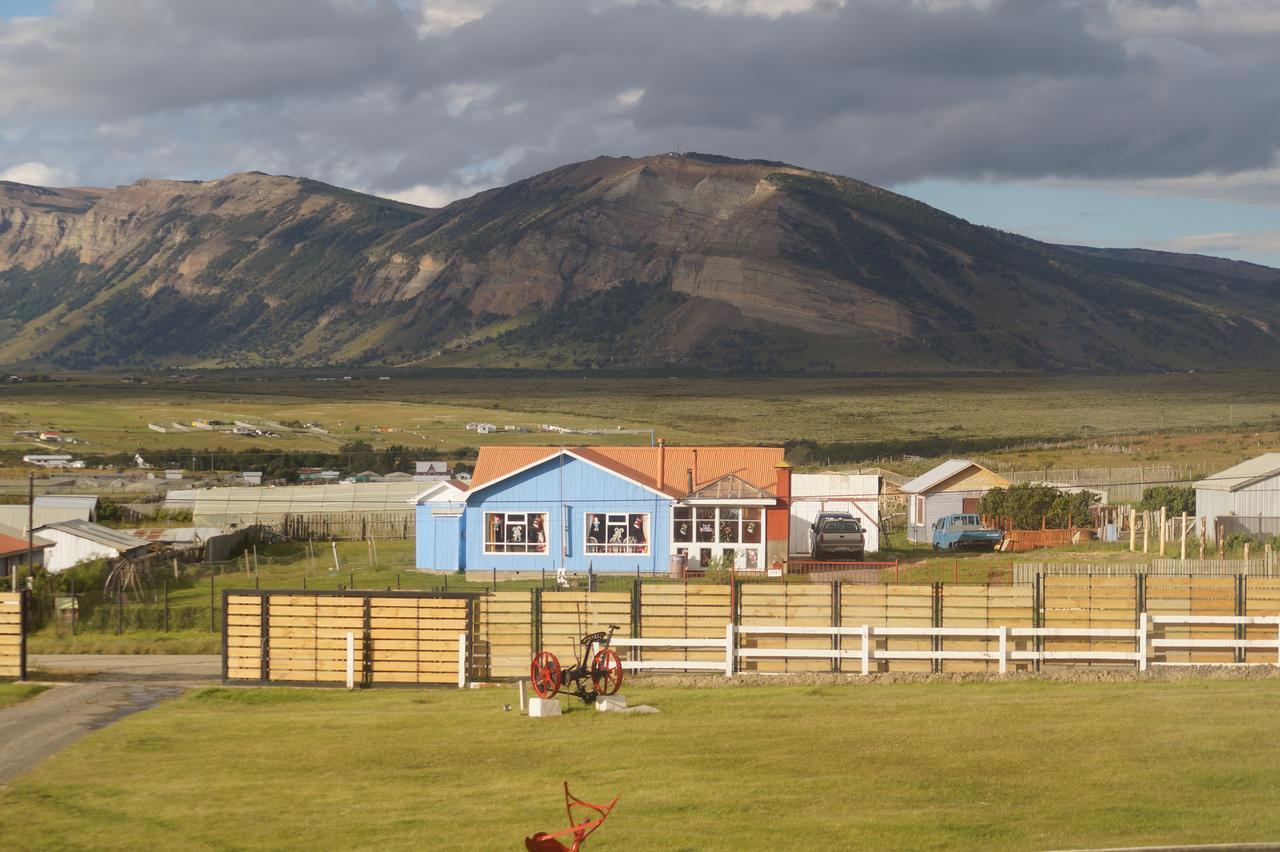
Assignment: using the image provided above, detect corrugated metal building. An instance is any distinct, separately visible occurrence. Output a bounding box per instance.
[0,505,93,535]
[902,460,1011,543]
[34,520,150,572]
[1195,453,1280,542]
[194,482,421,537]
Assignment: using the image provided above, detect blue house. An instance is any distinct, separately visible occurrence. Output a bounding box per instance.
[414,445,789,574]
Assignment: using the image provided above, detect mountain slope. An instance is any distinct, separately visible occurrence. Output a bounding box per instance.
[1,154,1277,371]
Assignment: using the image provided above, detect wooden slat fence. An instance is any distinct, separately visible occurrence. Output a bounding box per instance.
[0,592,25,681]
[635,584,731,670]
[738,584,832,673]
[839,584,934,673]
[223,590,471,687]
[221,578,1280,686]
[941,585,1035,672]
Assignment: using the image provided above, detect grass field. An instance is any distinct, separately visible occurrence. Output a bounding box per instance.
[1,370,1277,474]
[0,683,47,709]
[1,678,1279,849]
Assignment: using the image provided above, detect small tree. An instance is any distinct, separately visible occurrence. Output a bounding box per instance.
[979,483,1099,530]
[1137,486,1195,516]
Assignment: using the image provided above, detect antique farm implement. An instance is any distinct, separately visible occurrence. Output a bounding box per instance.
[530,624,624,704]
[525,782,620,851]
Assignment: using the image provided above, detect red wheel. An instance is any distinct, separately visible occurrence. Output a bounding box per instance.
[591,648,623,696]
[530,651,561,698]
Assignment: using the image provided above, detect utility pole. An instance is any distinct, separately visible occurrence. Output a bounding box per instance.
[22,472,34,590]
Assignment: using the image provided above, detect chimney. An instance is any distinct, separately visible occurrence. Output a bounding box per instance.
[686,468,694,495]
[692,448,699,489]
[774,460,792,502]
[657,438,666,491]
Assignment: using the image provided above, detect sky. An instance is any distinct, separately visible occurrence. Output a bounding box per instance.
[2,0,1280,265]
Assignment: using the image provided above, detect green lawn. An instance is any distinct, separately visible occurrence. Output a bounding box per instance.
[0,682,48,709]
[1,679,1278,850]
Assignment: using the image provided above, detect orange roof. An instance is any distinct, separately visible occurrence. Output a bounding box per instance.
[0,532,53,557]
[469,446,786,498]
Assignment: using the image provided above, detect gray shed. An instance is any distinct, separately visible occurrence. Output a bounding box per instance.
[1194,453,1280,542]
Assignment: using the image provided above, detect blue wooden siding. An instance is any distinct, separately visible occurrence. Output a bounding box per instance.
[463,456,672,573]
[415,504,464,571]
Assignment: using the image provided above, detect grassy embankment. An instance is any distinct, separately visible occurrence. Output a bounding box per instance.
[1,678,1279,849]
[0,683,48,708]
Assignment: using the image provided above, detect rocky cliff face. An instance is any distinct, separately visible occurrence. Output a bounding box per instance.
[1,154,1277,371]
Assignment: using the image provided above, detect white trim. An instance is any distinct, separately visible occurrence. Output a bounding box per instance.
[410,480,467,505]
[482,510,550,555]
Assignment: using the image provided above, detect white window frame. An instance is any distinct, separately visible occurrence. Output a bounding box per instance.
[584,512,650,555]
[483,511,549,554]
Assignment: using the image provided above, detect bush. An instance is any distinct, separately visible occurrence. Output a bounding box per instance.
[978,483,1097,530]
[1138,486,1195,515]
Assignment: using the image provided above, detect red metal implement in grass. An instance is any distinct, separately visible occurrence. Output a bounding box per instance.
[529,625,624,704]
[524,782,620,852]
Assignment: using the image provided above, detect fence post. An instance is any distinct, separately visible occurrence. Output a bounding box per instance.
[830,581,841,674]
[163,580,169,633]
[70,576,76,636]
[346,631,355,690]
[860,625,871,676]
[1138,611,1149,671]
[457,632,468,688]
[998,625,1008,675]
[210,574,216,633]
[724,622,735,677]
[117,590,124,635]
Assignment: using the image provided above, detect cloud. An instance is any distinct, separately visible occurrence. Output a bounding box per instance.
[0,0,1276,208]
[1155,228,1280,257]
[0,161,73,186]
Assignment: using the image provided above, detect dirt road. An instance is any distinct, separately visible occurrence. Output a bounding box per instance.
[0,655,220,785]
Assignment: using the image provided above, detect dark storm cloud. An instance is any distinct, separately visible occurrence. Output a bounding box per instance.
[0,0,1277,200]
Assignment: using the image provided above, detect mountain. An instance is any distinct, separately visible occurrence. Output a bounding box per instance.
[1,153,1277,371]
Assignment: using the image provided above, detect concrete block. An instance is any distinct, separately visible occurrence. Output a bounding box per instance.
[595,694,628,713]
[527,697,561,718]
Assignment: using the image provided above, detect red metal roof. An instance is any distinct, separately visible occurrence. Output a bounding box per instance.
[0,532,54,558]
[469,446,785,497]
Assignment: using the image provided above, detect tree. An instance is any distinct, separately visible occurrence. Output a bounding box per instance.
[1137,486,1195,516]
[978,483,1098,529]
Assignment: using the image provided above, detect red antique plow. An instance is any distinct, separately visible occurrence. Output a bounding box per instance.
[525,782,620,852]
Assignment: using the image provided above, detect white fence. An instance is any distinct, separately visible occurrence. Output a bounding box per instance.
[612,614,1280,677]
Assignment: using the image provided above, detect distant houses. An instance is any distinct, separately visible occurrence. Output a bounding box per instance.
[21,454,84,469]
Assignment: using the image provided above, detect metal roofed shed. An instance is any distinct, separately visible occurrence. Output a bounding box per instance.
[33,494,99,520]
[0,504,94,534]
[1195,453,1280,543]
[33,519,150,573]
[194,482,421,539]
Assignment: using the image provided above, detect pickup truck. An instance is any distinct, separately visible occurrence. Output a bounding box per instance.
[812,517,865,561]
[931,514,1004,551]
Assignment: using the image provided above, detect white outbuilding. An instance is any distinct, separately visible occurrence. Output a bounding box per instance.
[788,473,882,555]
[1194,453,1280,543]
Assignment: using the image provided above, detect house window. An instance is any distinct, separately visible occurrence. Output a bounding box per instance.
[673,507,693,543]
[681,506,763,545]
[484,512,548,554]
[585,513,649,555]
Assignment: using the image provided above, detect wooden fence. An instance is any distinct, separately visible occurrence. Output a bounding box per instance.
[220,577,1280,686]
[224,590,471,687]
[0,592,24,681]
[1014,560,1280,583]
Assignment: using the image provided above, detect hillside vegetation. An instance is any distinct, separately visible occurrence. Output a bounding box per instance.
[2,154,1278,371]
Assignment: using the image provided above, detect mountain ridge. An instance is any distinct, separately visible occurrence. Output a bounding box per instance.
[1,153,1277,372]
